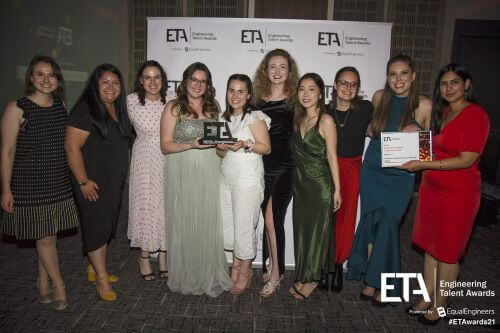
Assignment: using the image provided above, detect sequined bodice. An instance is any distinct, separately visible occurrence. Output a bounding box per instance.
[173,118,217,144]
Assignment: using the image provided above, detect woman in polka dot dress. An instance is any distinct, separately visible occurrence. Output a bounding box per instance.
[127,60,175,281]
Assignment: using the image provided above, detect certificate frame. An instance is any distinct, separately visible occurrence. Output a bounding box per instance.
[381,131,432,168]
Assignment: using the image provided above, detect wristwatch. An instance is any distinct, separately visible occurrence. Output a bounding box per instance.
[78,179,89,186]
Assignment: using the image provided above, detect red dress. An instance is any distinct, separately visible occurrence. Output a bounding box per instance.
[412,103,490,263]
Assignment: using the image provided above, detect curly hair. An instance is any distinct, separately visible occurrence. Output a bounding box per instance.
[253,48,299,103]
[172,62,218,119]
[133,60,168,106]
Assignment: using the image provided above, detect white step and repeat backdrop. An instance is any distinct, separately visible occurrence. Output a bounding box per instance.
[148,17,392,267]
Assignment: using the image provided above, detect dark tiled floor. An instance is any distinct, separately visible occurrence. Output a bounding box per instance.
[0,190,499,332]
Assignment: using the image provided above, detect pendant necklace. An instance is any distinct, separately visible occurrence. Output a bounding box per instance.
[334,108,351,127]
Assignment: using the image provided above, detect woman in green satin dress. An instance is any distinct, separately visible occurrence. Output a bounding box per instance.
[290,73,342,299]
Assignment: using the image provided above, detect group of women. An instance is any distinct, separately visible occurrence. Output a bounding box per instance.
[0,49,489,325]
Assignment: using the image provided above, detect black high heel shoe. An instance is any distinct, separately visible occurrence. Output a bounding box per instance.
[317,271,330,292]
[331,263,343,293]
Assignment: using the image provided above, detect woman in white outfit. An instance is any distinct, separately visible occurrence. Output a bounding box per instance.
[217,74,271,295]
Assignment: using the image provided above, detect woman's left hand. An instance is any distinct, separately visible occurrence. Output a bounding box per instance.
[333,191,342,212]
[399,160,423,172]
[228,140,246,152]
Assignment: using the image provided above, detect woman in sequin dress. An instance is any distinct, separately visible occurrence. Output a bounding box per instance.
[160,62,231,297]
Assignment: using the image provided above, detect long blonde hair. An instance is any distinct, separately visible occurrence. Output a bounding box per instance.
[253,48,299,103]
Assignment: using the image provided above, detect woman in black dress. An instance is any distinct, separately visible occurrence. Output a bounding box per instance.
[1,55,79,311]
[253,48,299,297]
[65,64,133,302]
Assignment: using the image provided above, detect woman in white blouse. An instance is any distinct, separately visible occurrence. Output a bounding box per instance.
[217,74,271,295]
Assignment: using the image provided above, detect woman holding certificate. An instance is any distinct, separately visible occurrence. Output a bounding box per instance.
[401,63,489,325]
[217,74,271,295]
[346,53,432,305]
[160,62,231,297]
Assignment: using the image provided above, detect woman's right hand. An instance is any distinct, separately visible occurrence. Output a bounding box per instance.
[1,190,14,213]
[191,138,215,150]
[81,180,99,202]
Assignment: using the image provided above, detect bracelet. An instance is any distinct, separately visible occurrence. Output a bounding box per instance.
[78,179,89,186]
[245,139,255,153]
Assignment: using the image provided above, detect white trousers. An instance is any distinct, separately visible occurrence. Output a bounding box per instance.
[221,156,264,260]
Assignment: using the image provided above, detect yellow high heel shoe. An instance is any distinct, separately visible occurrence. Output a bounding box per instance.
[95,276,117,302]
[87,264,118,283]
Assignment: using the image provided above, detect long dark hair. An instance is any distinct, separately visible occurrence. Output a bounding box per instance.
[25,55,65,101]
[133,60,168,105]
[431,63,474,135]
[72,63,133,140]
[293,73,326,133]
[370,52,420,137]
[329,66,361,110]
[172,62,218,119]
[222,74,256,122]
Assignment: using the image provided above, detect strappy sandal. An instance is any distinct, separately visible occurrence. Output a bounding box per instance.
[138,256,155,281]
[52,282,68,310]
[37,278,53,304]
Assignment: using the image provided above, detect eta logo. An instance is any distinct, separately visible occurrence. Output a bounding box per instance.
[318,32,341,46]
[241,30,263,43]
[166,29,188,42]
[383,137,392,141]
[381,273,431,302]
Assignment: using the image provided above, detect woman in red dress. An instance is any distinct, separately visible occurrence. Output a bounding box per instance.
[401,63,490,325]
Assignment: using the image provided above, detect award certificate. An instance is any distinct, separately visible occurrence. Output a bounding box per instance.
[381,131,432,167]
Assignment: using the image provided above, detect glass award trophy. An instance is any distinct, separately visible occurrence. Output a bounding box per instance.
[199,121,238,145]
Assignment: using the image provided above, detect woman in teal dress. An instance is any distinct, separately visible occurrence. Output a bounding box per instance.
[290,73,342,299]
[160,62,231,297]
[346,53,432,305]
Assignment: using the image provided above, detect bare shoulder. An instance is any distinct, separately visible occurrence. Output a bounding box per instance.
[319,112,335,128]
[372,89,384,107]
[2,100,23,119]
[417,95,433,114]
[164,101,178,117]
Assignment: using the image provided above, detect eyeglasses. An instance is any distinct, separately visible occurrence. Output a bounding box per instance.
[189,77,207,86]
[337,80,359,90]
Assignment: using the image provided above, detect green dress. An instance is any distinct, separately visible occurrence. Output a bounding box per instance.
[165,117,232,297]
[292,126,335,282]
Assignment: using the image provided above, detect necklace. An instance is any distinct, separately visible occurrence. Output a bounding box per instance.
[334,108,351,127]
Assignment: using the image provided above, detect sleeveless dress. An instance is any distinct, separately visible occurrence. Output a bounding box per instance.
[69,103,129,253]
[346,95,416,297]
[259,99,295,276]
[292,126,335,282]
[166,117,231,297]
[412,104,489,263]
[1,97,79,239]
[127,93,167,252]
